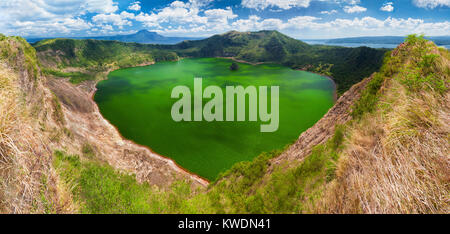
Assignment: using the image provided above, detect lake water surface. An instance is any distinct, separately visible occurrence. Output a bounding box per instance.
[95,58,335,180]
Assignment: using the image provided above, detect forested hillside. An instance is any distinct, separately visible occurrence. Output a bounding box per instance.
[34,30,387,93]
[34,39,178,83]
[168,30,388,93]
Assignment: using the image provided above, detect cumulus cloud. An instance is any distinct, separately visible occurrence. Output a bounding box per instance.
[286,16,450,38]
[92,11,135,29]
[343,5,367,13]
[0,0,119,36]
[380,2,394,12]
[134,1,207,27]
[231,15,288,31]
[218,14,450,38]
[134,1,237,33]
[128,1,141,11]
[204,7,238,25]
[413,0,450,9]
[242,0,312,10]
[340,0,361,4]
[320,10,338,14]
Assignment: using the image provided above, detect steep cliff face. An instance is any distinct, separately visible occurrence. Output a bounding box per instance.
[268,37,449,213]
[316,40,449,213]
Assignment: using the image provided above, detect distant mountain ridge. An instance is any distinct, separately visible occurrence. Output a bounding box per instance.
[27,30,202,44]
[318,36,450,46]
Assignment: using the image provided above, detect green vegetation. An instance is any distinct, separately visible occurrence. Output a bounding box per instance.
[0,35,40,80]
[401,34,448,94]
[313,63,333,77]
[34,38,179,82]
[81,143,95,159]
[51,94,65,125]
[352,34,448,119]
[230,62,239,71]
[53,150,198,214]
[53,150,154,213]
[43,69,93,84]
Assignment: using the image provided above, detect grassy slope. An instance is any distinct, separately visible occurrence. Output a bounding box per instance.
[0,34,39,80]
[52,36,449,213]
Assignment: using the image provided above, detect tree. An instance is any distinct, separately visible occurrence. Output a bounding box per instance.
[230,62,239,71]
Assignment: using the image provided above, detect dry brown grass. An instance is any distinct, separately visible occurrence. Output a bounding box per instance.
[0,62,51,213]
[317,47,450,214]
[0,47,72,213]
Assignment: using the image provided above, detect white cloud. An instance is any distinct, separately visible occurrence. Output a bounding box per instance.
[170,1,190,8]
[413,0,450,9]
[101,24,113,31]
[137,1,207,25]
[0,0,119,36]
[221,15,450,38]
[320,10,338,14]
[204,7,238,26]
[285,16,450,38]
[82,0,119,14]
[134,1,237,33]
[128,1,141,11]
[343,5,367,13]
[92,11,135,28]
[231,15,295,32]
[380,2,394,12]
[8,17,92,37]
[242,0,312,10]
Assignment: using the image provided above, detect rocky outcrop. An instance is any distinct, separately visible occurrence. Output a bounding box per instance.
[46,74,208,187]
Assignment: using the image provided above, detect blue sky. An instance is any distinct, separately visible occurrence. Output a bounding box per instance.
[0,0,449,39]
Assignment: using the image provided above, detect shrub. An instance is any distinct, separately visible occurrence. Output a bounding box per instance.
[81,143,95,159]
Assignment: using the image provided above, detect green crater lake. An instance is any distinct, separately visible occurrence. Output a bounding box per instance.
[95,58,335,180]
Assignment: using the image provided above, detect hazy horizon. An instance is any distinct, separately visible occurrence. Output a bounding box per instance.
[21,29,450,42]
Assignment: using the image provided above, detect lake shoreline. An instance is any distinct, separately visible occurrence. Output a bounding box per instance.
[217,56,338,102]
[90,57,337,183]
[217,56,270,65]
[89,61,211,186]
[296,70,338,102]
